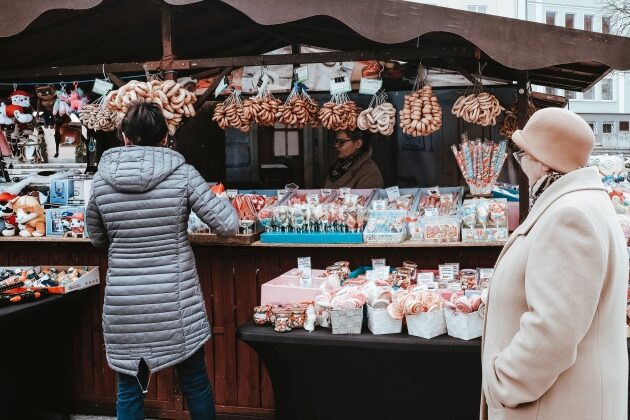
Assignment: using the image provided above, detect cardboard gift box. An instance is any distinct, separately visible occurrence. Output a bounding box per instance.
[260,269,328,306]
[406,309,447,339]
[49,179,75,205]
[3,266,100,295]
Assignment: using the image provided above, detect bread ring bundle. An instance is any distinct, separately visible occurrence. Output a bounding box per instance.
[241,97,282,127]
[276,82,320,128]
[357,91,396,135]
[212,90,252,133]
[79,97,117,132]
[452,92,503,126]
[499,99,536,138]
[318,93,361,131]
[106,79,197,135]
[399,85,442,137]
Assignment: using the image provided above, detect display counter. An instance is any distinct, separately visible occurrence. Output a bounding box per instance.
[0,236,503,419]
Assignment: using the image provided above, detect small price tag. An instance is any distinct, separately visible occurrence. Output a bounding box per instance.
[277,189,287,200]
[359,78,383,95]
[257,72,270,92]
[345,194,359,206]
[339,187,351,197]
[417,272,435,283]
[371,199,388,210]
[214,77,228,97]
[372,258,386,268]
[424,207,439,217]
[366,270,376,282]
[297,257,312,286]
[306,194,320,205]
[320,188,332,197]
[375,266,390,281]
[227,189,238,199]
[448,282,463,291]
[386,186,400,201]
[92,78,114,96]
[445,262,460,275]
[295,66,309,82]
[329,76,351,95]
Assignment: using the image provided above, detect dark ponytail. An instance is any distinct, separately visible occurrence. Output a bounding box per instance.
[119,102,168,146]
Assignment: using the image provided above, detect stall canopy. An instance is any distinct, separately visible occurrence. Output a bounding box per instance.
[0,0,629,91]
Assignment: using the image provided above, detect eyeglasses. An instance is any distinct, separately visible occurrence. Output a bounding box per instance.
[513,151,527,166]
[335,138,353,147]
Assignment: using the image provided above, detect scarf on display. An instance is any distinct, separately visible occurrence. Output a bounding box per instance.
[529,171,565,209]
[328,148,366,182]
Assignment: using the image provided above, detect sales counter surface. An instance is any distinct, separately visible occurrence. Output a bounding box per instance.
[0,236,504,419]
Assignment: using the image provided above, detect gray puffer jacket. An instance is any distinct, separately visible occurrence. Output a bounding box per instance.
[86,146,238,376]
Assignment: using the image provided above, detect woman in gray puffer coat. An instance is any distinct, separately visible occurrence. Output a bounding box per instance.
[87,102,238,420]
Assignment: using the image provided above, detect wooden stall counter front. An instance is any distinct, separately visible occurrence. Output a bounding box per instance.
[0,236,502,419]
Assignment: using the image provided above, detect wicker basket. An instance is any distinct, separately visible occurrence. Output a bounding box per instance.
[367,304,402,335]
[444,309,483,340]
[331,307,363,335]
[406,309,447,339]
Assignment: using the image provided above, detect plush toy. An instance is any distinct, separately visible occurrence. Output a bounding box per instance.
[12,195,45,237]
[0,192,17,236]
[53,90,71,116]
[67,89,87,112]
[69,212,85,238]
[61,210,74,236]
[0,90,34,125]
[36,86,56,112]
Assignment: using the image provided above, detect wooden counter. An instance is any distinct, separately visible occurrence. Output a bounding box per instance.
[0,237,502,419]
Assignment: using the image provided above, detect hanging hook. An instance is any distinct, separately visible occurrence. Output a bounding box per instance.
[12,83,17,92]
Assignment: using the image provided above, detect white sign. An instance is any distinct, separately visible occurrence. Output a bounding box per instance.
[329,76,351,95]
[227,189,238,199]
[371,199,388,210]
[339,187,351,197]
[359,78,383,95]
[417,272,435,284]
[372,258,386,268]
[297,257,312,287]
[375,266,390,281]
[424,208,439,217]
[92,78,114,96]
[385,186,400,201]
[257,73,270,93]
[295,66,309,82]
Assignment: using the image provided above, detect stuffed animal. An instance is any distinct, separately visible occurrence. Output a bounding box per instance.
[12,195,45,237]
[69,212,85,238]
[0,192,16,236]
[53,90,71,116]
[67,89,87,112]
[0,90,34,125]
[36,86,56,112]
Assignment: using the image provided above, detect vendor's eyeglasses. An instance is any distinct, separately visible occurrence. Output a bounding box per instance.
[335,138,353,147]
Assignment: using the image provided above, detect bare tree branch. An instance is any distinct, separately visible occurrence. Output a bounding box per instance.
[601,0,630,36]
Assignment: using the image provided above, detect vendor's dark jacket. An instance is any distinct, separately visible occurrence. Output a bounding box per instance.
[324,146,384,189]
[86,146,238,377]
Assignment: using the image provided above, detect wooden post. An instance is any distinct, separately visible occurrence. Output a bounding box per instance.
[516,71,530,223]
[161,2,176,80]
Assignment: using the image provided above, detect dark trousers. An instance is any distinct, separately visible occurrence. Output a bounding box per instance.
[117,347,216,420]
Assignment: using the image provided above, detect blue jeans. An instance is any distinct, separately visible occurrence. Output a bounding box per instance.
[117,347,216,420]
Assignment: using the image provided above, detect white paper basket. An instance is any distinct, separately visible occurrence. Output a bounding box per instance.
[406,309,447,339]
[331,307,363,335]
[444,309,483,340]
[367,304,402,335]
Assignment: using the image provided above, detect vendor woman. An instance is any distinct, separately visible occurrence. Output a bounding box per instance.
[324,129,384,189]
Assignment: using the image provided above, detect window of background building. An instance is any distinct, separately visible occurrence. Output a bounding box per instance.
[602,78,613,100]
[583,87,594,100]
[565,90,576,99]
[545,86,557,95]
[587,122,596,133]
[620,121,629,132]
[273,129,300,157]
[584,15,593,31]
[603,122,614,134]
[602,16,611,34]
[546,11,557,25]
[467,5,487,13]
[565,13,575,28]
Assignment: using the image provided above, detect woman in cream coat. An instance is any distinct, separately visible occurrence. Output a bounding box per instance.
[481,108,629,420]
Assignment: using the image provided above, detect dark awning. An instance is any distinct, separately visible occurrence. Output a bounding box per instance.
[0,0,628,91]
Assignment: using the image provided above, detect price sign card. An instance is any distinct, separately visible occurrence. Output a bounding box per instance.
[295,66,309,82]
[297,257,312,287]
[329,76,351,95]
[386,186,400,201]
[320,188,332,197]
[92,78,114,96]
[359,78,383,95]
[227,189,238,199]
[372,258,386,268]
[306,194,320,205]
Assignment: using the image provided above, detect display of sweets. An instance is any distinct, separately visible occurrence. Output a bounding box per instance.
[461,198,508,243]
[418,188,460,216]
[0,266,87,289]
[363,210,407,243]
[422,216,461,243]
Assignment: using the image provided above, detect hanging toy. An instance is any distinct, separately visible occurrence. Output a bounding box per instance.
[53,84,72,117]
[66,82,88,113]
[0,90,34,125]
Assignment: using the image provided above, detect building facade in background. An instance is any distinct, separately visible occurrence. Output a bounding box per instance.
[408,0,630,151]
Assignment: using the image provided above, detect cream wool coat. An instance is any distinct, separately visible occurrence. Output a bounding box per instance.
[481,167,629,420]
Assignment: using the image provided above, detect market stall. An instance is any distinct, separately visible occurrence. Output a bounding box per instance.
[0,1,629,419]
